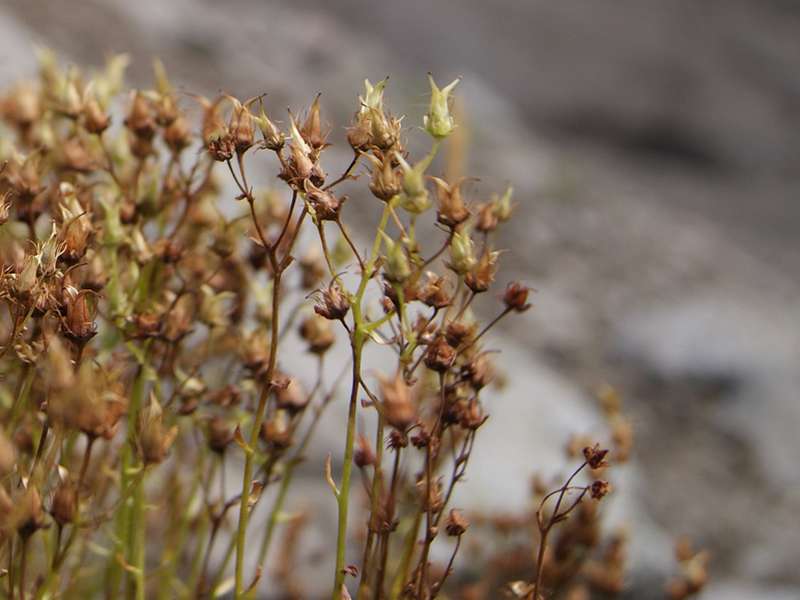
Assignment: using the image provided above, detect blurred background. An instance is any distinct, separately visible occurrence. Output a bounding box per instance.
[1,1,798,598]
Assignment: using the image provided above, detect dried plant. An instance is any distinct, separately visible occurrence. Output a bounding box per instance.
[0,51,703,600]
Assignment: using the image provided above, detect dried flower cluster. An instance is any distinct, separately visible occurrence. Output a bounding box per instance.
[0,51,695,600]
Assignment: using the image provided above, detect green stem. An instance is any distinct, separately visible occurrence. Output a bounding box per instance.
[234,269,282,598]
[332,333,364,600]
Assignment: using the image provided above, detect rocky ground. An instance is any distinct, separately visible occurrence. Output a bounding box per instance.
[1,1,798,598]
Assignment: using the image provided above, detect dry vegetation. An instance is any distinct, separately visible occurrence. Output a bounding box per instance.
[0,52,707,599]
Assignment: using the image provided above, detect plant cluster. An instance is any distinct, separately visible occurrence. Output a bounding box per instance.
[0,51,707,600]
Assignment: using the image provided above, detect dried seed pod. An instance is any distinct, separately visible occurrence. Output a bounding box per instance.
[424,336,456,373]
[445,509,469,536]
[14,486,45,538]
[431,177,470,228]
[583,444,610,470]
[124,92,156,140]
[379,373,416,431]
[303,180,344,221]
[207,417,234,454]
[62,290,97,346]
[417,273,451,309]
[354,434,375,468]
[590,480,611,500]
[275,377,308,414]
[228,96,255,154]
[503,281,532,312]
[464,249,499,294]
[138,393,178,465]
[299,313,335,354]
[51,478,79,525]
[300,94,327,150]
[313,283,350,321]
[261,411,292,451]
[367,154,401,202]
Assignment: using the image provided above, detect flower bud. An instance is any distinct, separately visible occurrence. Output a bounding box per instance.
[424,74,460,139]
[493,185,514,221]
[381,233,411,283]
[448,228,476,275]
[396,154,430,214]
[255,100,285,151]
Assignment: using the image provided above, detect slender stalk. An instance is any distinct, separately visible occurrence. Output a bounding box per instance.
[234,267,282,598]
[332,335,364,600]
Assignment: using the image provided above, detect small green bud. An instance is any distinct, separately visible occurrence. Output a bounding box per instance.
[396,154,431,214]
[448,228,476,275]
[359,78,388,117]
[424,74,460,139]
[381,233,412,282]
[255,100,285,151]
[493,185,514,221]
